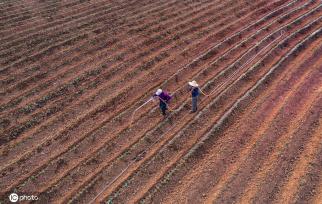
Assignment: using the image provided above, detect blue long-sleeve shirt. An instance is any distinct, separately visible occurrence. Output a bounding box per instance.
[191,87,200,97]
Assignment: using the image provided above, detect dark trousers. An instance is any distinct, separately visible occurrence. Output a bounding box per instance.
[160,102,167,115]
[192,96,198,112]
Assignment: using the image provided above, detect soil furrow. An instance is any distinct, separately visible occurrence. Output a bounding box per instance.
[0,0,280,194]
[210,70,321,204]
[0,0,143,49]
[0,0,176,59]
[0,0,217,106]
[0,1,319,202]
[76,13,320,204]
[289,144,322,204]
[0,0,272,161]
[238,65,322,203]
[0,0,81,18]
[0,0,165,70]
[0,0,249,106]
[135,26,322,204]
[0,0,168,66]
[0,1,312,194]
[248,96,322,204]
[274,120,322,204]
[24,2,302,200]
[0,0,252,151]
[0,0,110,33]
[0,1,37,17]
[0,0,229,128]
[157,36,322,204]
[0,0,73,28]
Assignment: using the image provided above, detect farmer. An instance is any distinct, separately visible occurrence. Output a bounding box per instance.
[153,88,172,116]
[188,80,200,113]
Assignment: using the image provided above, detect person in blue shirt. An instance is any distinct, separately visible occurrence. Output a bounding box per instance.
[188,80,200,113]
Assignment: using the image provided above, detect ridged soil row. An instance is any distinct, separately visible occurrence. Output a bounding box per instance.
[3,1,158,59]
[0,0,167,66]
[2,0,239,108]
[232,46,322,204]
[0,0,253,157]
[1,0,256,110]
[11,0,300,180]
[312,181,322,204]
[0,0,79,30]
[0,0,220,136]
[157,38,322,204]
[0,2,201,68]
[0,0,217,121]
[0,0,183,82]
[0,0,35,19]
[0,0,27,6]
[0,0,77,17]
[74,8,322,204]
[0,0,144,49]
[137,24,322,204]
[13,3,318,196]
[1,1,292,158]
[274,116,322,203]
[287,138,322,204]
[0,0,176,35]
[0,0,191,69]
[20,1,304,201]
[0,0,110,33]
[140,20,322,202]
[0,0,274,193]
[178,74,322,204]
[120,22,322,204]
[0,7,314,198]
[0,0,161,71]
[0,0,272,166]
[208,61,322,204]
[0,6,34,28]
[0,0,218,108]
[0,0,24,9]
[0,0,77,19]
[240,96,322,204]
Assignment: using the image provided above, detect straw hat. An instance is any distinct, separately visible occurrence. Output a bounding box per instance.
[188,80,199,87]
[155,88,162,96]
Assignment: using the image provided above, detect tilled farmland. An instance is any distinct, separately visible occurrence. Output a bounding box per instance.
[0,0,321,203]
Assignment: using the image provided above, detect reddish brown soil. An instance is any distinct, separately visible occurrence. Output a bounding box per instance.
[0,0,321,203]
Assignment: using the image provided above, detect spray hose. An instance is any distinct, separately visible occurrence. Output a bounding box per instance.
[129,97,154,126]
[129,95,174,126]
[198,30,285,97]
[130,30,285,126]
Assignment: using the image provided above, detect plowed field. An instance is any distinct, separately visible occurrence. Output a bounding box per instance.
[0,0,321,203]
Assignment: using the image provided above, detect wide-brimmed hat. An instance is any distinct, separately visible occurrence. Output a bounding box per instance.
[188,80,199,87]
[155,88,162,95]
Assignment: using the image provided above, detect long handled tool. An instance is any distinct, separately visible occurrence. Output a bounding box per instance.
[158,97,174,112]
[129,97,154,126]
[130,94,175,126]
